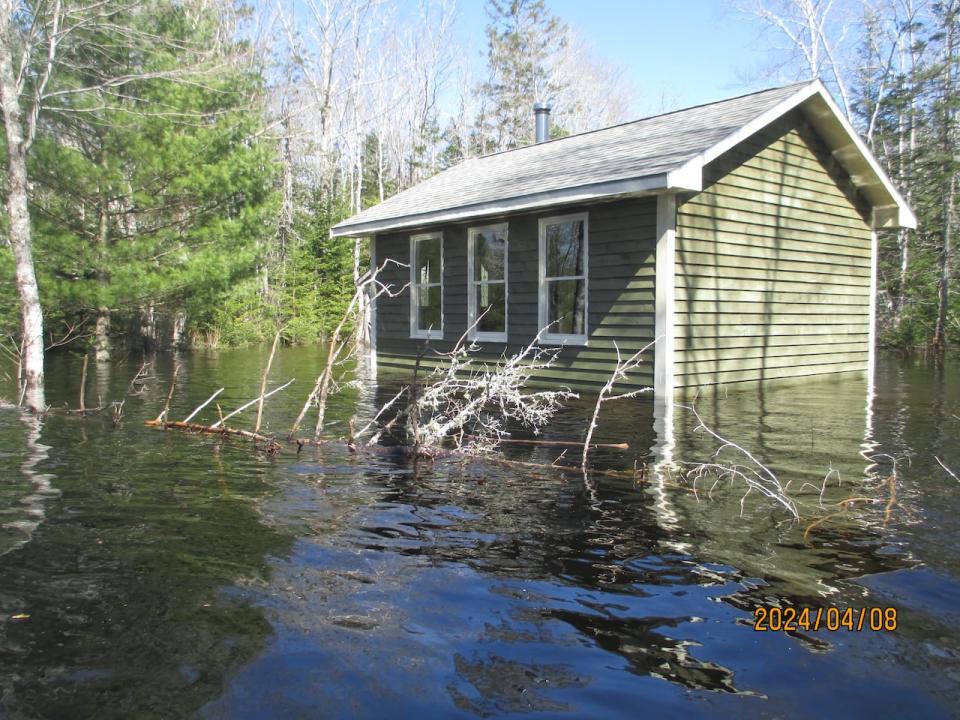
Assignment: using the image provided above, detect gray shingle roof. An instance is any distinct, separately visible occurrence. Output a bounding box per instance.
[330,82,818,237]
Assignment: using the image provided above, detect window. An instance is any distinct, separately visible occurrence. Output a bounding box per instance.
[539,213,588,344]
[410,232,443,339]
[468,223,508,342]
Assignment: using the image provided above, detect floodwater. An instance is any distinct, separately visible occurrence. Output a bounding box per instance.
[0,348,958,718]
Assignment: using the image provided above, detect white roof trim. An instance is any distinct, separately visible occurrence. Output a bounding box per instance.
[804,82,916,229]
[672,79,916,229]
[331,172,671,237]
[332,80,916,237]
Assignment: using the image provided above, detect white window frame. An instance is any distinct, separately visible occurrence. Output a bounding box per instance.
[410,232,443,340]
[467,223,509,343]
[538,212,589,346]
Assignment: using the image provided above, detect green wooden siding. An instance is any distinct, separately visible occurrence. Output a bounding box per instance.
[374,198,658,389]
[674,111,873,389]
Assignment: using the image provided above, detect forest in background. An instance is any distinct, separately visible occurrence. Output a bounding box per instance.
[0,0,958,407]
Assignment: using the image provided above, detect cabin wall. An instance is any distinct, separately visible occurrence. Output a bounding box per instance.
[674,111,874,389]
[373,197,658,389]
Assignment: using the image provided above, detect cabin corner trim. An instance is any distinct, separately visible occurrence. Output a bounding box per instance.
[654,193,677,399]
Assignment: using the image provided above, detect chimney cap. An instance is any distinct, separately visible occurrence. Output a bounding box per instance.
[533,102,551,112]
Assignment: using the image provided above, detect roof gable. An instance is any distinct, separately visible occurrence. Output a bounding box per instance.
[332,80,914,237]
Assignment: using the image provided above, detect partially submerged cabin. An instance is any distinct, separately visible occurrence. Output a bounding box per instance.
[331,80,915,398]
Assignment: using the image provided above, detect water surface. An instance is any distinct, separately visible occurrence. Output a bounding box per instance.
[1,348,958,718]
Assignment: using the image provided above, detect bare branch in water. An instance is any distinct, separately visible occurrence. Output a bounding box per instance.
[581,338,656,470]
[676,404,799,520]
[212,379,295,429]
[411,326,577,454]
[936,456,959,483]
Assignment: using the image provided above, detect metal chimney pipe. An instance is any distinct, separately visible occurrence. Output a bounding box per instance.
[534,102,551,143]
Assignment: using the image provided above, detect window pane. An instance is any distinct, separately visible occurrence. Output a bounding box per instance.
[547,278,585,335]
[475,283,506,334]
[416,236,441,284]
[545,220,585,278]
[418,284,441,330]
[473,228,505,282]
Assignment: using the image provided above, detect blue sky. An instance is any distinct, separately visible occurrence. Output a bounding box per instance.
[451,0,789,117]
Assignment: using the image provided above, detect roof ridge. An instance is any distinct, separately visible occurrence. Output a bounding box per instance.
[472,80,816,162]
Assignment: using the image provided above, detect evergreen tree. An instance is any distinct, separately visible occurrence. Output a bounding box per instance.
[477,0,567,152]
[23,1,277,356]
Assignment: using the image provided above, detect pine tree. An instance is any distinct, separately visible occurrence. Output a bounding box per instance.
[25,1,277,357]
[927,0,959,349]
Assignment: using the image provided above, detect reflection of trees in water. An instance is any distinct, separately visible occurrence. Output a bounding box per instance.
[543,609,745,694]
[449,653,589,715]
[0,412,57,558]
[346,460,754,695]
[0,413,294,719]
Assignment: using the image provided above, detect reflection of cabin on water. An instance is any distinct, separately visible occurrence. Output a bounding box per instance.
[332,80,915,398]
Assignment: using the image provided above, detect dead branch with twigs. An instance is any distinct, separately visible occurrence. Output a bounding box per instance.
[291,258,408,439]
[408,326,577,455]
[673,403,799,519]
[581,339,655,470]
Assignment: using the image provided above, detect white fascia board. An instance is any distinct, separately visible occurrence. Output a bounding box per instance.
[329,173,671,238]
[668,82,823,201]
[804,86,917,229]
[669,79,917,230]
[665,162,702,192]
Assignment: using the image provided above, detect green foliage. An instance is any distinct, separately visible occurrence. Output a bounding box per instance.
[855,1,959,349]
[202,188,357,347]
[22,0,277,350]
[0,247,17,341]
[275,192,356,344]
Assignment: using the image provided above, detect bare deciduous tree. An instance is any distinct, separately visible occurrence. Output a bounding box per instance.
[743,0,856,118]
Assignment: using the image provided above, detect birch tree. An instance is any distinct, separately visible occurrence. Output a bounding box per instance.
[0,0,238,411]
[0,0,64,411]
[744,0,857,118]
[928,0,959,349]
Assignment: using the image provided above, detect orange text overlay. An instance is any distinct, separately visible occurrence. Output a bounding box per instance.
[753,606,897,632]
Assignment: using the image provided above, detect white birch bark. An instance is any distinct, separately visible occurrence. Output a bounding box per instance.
[0,13,46,412]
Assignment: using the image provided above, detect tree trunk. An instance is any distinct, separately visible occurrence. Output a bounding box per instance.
[933,173,955,350]
[0,39,45,412]
[932,7,957,351]
[94,175,111,362]
[171,310,187,349]
[95,307,111,362]
[139,304,157,354]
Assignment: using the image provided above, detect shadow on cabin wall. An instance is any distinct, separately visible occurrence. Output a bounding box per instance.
[674,111,874,411]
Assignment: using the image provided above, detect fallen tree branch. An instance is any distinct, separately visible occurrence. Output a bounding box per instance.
[183,387,224,423]
[145,419,283,453]
[467,435,628,450]
[155,364,179,422]
[211,379,295,428]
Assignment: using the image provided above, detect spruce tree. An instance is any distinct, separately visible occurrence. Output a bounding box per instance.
[478,0,567,152]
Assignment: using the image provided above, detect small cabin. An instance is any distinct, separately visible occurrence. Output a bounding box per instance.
[331,81,915,398]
